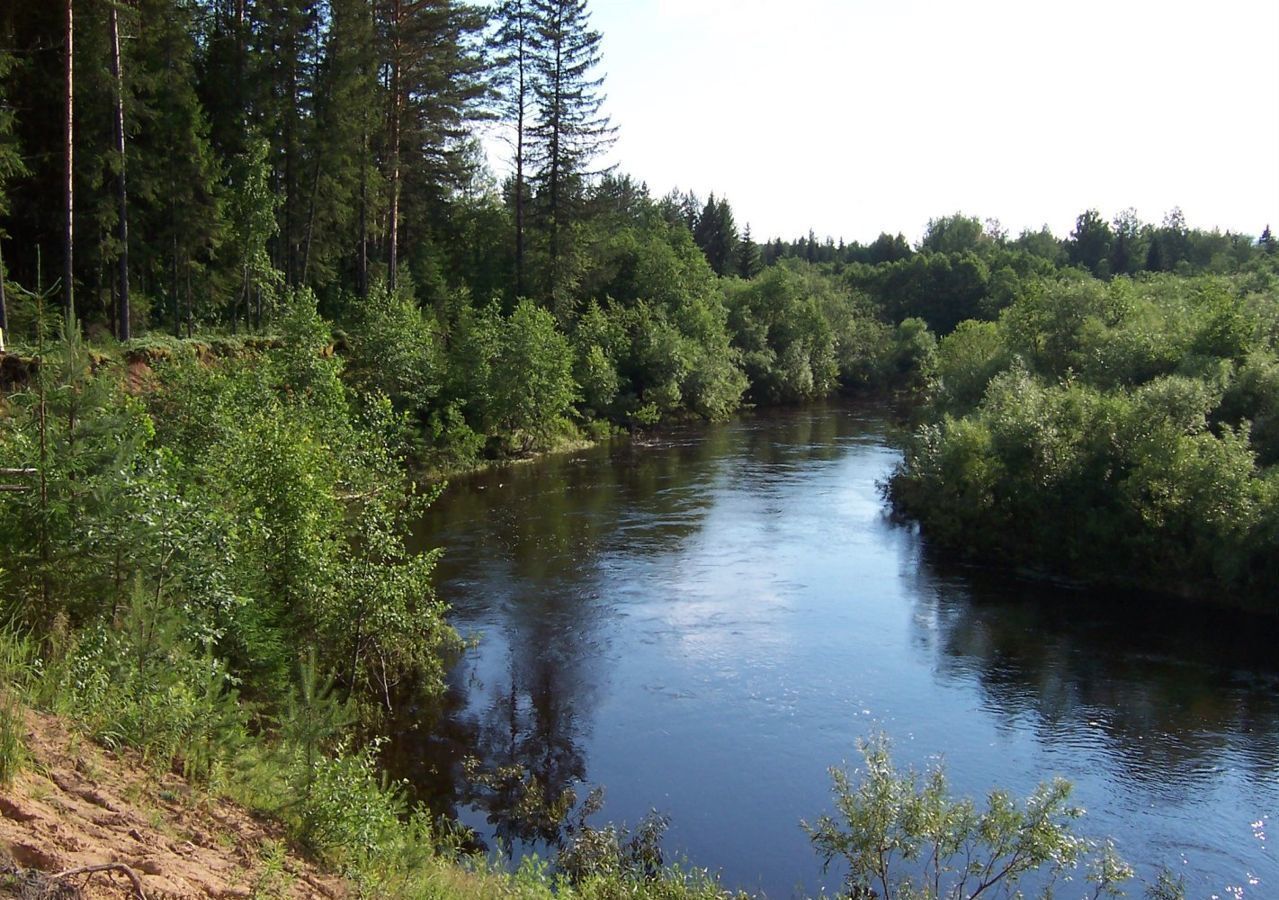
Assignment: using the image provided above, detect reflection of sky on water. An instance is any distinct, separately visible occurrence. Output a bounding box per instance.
[394,404,1279,900]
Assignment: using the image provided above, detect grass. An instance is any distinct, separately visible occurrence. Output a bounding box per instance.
[0,626,36,786]
[0,693,25,787]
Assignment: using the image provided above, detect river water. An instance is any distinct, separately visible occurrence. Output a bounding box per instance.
[399,402,1279,899]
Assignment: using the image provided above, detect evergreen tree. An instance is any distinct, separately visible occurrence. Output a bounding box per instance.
[64,0,75,321]
[305,0,380,294]
[251,0,324,286]
[868,232,912,264]
[692,193,738,276]
[108,0,131,339]
[1261,225,1276,255]
[0,37,27,340]
[376,0,487,294]
[493,0,538,297]
[129,0,222,335]
[529,0,615,309]
[193,0,253,162]
[736,223,762,279]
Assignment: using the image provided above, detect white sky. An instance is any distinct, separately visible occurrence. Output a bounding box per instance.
[487,0,1279,245]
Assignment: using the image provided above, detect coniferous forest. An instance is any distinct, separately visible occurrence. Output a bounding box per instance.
[1,1,1278,898]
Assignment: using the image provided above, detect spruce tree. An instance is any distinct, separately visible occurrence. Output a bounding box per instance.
[129,0,222,335]
[736,223,762,279]
[529,0,614,309]
[252,0,324,286]
[692,193,738,277]
[305,0,380,293]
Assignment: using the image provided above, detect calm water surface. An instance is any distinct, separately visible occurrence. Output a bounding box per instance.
[398,403,1279,899]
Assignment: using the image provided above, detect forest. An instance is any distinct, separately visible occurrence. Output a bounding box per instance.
[1,0,1276,898]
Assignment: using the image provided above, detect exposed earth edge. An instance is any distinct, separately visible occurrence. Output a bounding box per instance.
[0,709,346,900]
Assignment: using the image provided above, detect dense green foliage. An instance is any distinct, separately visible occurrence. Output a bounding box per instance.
[890,266,1279,608]
[0,0,1275,895]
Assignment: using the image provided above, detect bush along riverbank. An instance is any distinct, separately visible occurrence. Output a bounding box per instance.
[888,270,1279,612]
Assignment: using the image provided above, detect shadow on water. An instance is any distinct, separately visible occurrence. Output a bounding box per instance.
[908,555,1279,788]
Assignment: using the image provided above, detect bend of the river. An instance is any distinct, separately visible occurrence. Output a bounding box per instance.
[396,402,1279,899]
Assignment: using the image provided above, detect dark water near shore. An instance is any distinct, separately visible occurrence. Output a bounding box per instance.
[397,402,1279,899]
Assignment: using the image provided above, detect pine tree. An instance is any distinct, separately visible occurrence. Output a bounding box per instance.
[529,0,614,309]
[1259,225,1274,255]
[493,0,538,297]
[108,0,131,339]
[376,0,487,294]
[63,0,75,321]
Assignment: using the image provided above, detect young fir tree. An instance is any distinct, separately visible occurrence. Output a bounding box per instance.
[529,0,614,311]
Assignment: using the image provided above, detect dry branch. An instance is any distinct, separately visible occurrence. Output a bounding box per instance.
[52,863,147,899]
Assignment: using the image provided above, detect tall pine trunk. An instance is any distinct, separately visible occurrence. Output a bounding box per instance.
[357,128,368,297]
[109,2,131,341]
[0,239,8,344]
[64,0,75,323]
[387,0,402,294]
[515,51,526,298]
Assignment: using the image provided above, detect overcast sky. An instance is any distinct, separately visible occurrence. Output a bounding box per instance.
[488,0,1279,245]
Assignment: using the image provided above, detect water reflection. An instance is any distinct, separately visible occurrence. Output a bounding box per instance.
[909,564,1279,790]
[390,403,1279,898]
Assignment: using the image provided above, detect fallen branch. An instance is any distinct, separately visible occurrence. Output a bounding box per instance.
[52,863,147,899]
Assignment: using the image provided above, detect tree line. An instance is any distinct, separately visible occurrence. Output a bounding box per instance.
[0,0,617,338]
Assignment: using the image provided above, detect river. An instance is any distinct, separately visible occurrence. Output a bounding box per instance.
[397,402,1279,899]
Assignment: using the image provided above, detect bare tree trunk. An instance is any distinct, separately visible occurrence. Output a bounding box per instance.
[64,0,75,324]
[515,66,525,298]
[387,0,401,293]
[109,2,131,340]
[172,230,180,338]
[301,154,321,285]
[357,132,368,297]
[0,238,8,343]
[514,0,527,299]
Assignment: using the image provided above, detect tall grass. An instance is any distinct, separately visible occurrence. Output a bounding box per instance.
[0,625,37,784]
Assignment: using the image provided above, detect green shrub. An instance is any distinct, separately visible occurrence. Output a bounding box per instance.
[804,736,1138,900]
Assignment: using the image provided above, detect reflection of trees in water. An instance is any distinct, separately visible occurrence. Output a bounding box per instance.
[393,403,886,849]
[393,417,733,849]
[906,551,1279,785]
